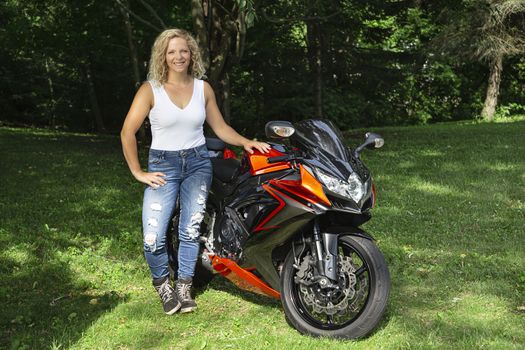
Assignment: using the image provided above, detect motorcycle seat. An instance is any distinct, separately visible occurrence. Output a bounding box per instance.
[206,137,226,151]
[211,158,240,183]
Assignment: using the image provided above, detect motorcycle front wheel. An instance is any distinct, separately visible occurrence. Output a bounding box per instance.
[280,234,390,339]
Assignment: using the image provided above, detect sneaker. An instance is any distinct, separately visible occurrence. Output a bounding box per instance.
[176,278,197,313]
[153,276,181,315]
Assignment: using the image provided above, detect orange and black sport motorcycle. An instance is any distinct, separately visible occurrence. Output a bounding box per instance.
[167,119,390,339]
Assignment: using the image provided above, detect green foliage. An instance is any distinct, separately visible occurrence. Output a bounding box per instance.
[235,0,257,28]
[0,0,190,131]
[1,1,525,131]
[495,103,525,119]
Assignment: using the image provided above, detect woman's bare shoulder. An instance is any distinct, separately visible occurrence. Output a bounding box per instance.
[203,80,215,99]
[133,81,154,107]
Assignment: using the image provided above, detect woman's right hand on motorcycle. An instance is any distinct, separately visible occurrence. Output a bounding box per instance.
[133,170,167,188]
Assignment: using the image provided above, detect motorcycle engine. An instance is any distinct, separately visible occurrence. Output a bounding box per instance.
[216,208,250,260]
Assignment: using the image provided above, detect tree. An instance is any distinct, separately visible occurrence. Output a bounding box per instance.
[191,0,256,123]
[434,0,525,121]
[117,0,147,140]
[478,1,525,120]
[260,1,342,119]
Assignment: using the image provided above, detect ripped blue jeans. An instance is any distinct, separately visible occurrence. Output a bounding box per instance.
[142,144,212,280]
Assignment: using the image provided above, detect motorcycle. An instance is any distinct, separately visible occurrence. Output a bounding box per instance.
[167,119,390,339]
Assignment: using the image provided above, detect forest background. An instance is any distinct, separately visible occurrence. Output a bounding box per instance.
[1,0,524,136]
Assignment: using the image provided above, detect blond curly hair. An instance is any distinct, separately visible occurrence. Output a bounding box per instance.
[147,28,205,85]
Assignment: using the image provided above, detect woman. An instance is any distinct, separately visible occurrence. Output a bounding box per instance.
[121,28,270,315]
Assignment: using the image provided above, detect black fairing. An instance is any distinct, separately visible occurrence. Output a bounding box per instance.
[209,167,299,260]
[291,119,370,183]
[210,158,240,183]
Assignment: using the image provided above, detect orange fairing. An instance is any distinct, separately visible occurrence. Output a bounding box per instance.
[211,255,280,299]
[268,165,331,207]
[299,165,331,206]
[371,182,376,208]
[248,149,291,175]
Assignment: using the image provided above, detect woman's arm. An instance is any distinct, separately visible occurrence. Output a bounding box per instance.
[120,82,167,188]
[204,81,270,154]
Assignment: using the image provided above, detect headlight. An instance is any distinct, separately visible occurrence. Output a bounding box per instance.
[315,168,366,203]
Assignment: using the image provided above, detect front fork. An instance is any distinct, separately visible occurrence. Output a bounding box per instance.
[311,219,339,282]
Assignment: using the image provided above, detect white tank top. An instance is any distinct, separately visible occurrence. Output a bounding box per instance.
[148,79,206,151]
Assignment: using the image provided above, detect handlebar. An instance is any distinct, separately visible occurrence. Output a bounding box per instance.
[267,155,302,164]
[267,155,291,163]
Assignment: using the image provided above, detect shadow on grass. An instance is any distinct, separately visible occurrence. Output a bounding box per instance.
[0,246,128,349]
[0,130,133,349]
[196,277,281,309]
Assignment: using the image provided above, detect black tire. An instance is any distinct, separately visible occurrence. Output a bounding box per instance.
[167,212,215,289]
[280,234,390,339]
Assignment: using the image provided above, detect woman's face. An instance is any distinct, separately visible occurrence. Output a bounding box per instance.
[165,37,191,74]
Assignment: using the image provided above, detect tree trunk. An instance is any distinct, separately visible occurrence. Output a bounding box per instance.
[481,55,503,122]
[220,72,231,123]
[190,1,250,123]
[306,20,323,118]
[84,61,106,132]
[45,59,57,129]
[119,0,146,140]
[120,3,141,88]
[209,18,235,87]
[191,0,210,70]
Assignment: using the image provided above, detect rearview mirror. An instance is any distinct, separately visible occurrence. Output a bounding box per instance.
[354,132,384,158]
[265,121,295,139]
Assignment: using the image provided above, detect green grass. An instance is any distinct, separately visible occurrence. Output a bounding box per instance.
[1,118,524,349]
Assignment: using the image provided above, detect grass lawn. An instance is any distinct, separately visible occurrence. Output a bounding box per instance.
[1,118,524,349]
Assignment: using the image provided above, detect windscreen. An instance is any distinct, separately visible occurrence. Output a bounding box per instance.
[292,119,348,160]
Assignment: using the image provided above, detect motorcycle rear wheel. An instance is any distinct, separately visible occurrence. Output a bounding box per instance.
[280,234,390,339]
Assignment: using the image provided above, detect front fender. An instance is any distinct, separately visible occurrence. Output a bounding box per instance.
[324,226,375,241]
